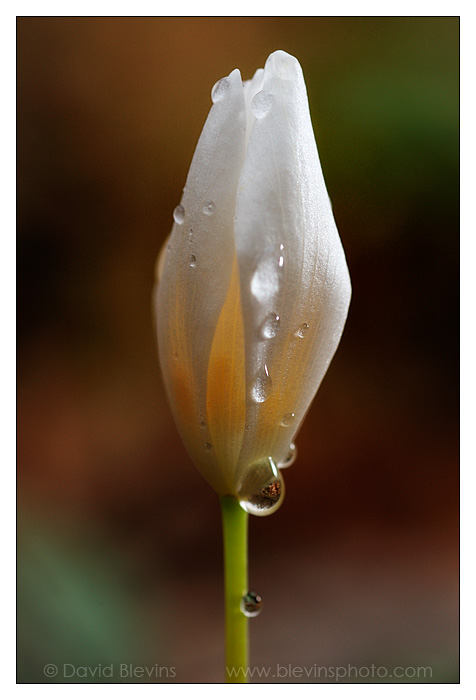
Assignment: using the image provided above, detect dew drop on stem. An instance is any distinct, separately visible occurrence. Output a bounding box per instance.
[241,591,263,617]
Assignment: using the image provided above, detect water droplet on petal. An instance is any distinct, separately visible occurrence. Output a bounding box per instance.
[251,364,272,403]
[189,254,197,268]
[251,260,279,303]
[241,477,285,516]
[239,457,285,516]
[211,77,230,103]
[200,418,207,429]
[278,443,297,469]
[260,313,280,339]
[280,412,295,427]
[239,456,276,492]
[296,322,310,338]
[205,442,213,451]
[241,591,263,617]
[173,204,185,225]
[251,90,274,119]
[202,200,215,216]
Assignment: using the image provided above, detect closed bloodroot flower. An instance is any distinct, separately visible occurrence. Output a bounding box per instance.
[154,50,351,515]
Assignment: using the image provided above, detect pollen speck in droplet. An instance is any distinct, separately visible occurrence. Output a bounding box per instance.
[173,204,185,225]
[251,90,274,119]
[296,322,310,338]
[260,313,280,339]
[202,200,216,216]
[189,255,197,268]
[251,364,272,403]
[211,77,230,103]
[241,591,263,618]
[280,412,295,427]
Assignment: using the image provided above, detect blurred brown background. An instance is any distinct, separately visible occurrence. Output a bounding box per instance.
[17,17,459,683]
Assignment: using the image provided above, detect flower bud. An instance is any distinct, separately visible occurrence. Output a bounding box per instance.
[154,51,351,509]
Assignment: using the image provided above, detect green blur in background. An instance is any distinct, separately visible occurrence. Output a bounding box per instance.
[17,17,459,683]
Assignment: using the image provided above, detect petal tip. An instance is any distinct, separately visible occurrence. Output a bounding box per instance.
[265,50,301,80]
[210,67,243,104]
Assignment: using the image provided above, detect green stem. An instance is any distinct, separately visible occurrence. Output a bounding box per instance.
[219,495,249,683]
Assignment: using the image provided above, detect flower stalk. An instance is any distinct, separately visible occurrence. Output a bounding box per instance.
[220,496,249,683]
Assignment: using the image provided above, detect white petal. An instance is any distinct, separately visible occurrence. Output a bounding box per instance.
[243,68,264,145]
[234,50,351,481]
[154,68,246,494]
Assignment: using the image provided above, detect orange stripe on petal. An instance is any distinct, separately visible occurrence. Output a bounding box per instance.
[169,362,195,435]
[206,256,246,486]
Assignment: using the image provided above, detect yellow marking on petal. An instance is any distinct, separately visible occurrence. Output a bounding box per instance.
[207,255,246,479]
[169,360,195,430]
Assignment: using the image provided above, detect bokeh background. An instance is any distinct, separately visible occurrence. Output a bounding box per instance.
[17,17,459,683]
